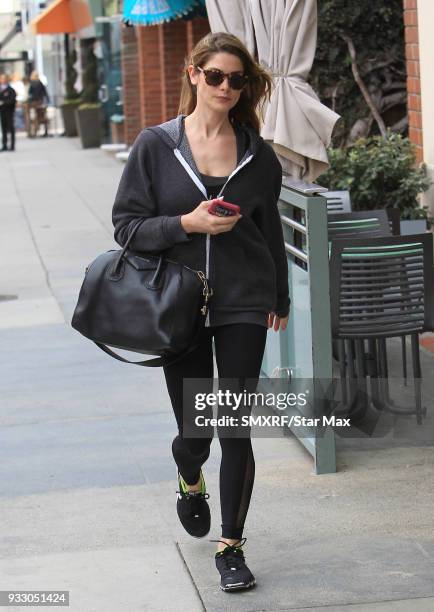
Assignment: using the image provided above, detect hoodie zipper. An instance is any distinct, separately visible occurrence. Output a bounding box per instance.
[173,148,254,326]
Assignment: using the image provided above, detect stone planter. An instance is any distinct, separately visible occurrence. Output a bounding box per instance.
[400,219,427,235]
[75,106,102,149]
[60,101,80,136]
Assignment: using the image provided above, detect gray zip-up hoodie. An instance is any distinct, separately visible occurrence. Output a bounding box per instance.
[112,114,290,327]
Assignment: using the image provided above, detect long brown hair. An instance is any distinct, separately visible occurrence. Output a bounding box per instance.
[178,32,273,134]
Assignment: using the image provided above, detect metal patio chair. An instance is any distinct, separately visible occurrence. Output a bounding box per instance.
[324,186,401,236]
[327,209,412,385]
[385,207,401,236]
[324,191,352,214]
[328,209,391,241]
[328,210,394,374]
[329,232,434,425]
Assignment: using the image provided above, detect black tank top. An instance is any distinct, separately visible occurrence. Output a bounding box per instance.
[199,174,228,199]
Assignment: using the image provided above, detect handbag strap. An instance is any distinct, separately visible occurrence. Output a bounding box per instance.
[93,315,206,367]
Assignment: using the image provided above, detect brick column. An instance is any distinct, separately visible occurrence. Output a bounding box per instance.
[120,25,141,146]
[121,16,210,143]
[186,17,211,54]
[159,20,190,120]
[136,25,164,128]
[404,0,423,163]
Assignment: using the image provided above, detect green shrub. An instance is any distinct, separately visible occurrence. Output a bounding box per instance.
[65,46,80,101]
[62,98,81,106]
[77,103,101,111]
[80,38,99,105]
[318,132,433,221]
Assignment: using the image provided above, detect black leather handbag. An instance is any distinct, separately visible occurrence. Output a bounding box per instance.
[71,218,213,367]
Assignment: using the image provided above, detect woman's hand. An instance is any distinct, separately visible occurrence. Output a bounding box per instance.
[267,312,289,331]
[181,200,242,235]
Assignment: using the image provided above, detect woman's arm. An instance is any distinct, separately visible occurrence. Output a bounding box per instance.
[252,153,290,318]
[112,130,192,252]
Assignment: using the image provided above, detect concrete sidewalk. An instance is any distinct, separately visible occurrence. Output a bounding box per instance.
[1,135,434,612]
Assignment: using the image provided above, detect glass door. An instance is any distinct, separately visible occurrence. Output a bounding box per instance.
[96,17,123,142]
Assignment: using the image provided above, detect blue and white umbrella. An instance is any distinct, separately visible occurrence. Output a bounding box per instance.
[123,0,207,26]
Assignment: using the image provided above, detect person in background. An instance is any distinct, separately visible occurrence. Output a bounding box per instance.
[10,73,26,131]
[28,70,50,105]
[10,73,25,101]
[0,73,17,152]
[28,70,50,137]
[21,76,31,136]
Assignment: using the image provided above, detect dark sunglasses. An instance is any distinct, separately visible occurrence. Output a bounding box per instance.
[195,66,248,90]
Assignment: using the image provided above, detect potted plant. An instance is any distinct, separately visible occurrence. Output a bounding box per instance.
[60,36,81,137]
[318,132,433,232]
[75,38,102,149]
[399,204,430,235]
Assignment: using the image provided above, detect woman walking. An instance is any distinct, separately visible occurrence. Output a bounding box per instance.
[112,32,290,592]
[28,71,50,137]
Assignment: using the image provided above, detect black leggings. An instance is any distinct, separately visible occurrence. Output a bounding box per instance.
[163,323,267,539]
[1,110,15,150]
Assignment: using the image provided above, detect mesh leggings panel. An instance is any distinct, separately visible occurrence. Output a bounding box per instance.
[163,323,267,536]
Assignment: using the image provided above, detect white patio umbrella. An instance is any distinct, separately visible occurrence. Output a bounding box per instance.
[203,0,256,57]
[205,0,341,181]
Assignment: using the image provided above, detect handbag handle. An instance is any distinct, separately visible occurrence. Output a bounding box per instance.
[111,217,148,278]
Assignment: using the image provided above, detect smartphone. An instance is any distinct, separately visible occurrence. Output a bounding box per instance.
[208,199,240,217]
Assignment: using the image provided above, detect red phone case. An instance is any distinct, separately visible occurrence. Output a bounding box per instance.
[208,199,240,216]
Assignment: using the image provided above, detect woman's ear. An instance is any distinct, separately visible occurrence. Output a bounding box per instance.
[187,64,198,88]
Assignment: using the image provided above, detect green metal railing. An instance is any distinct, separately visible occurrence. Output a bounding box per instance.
[259,177,336,474]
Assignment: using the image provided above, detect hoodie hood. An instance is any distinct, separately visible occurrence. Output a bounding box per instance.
[147,114,264,181]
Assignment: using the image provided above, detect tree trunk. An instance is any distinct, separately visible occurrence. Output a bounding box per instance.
[341,33,388,138]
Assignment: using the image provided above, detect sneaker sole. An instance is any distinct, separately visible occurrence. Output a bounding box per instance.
[220,578,256,592]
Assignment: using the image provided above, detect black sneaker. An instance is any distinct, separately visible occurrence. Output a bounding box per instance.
[211,537,256,592]
[176,470,210,538]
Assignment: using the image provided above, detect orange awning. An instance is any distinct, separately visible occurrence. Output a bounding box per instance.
[30,0,93,35]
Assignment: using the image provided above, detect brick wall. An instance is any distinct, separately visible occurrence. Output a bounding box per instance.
[160,20,189,121]
[137,25,163,128]
[404,0,423,163]
[120,25,141,146]
[120,17,210,146]
[187,17,210,54]
[137,17,210,125]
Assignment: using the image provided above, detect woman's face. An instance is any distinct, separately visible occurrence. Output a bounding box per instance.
[188,52,246,116]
